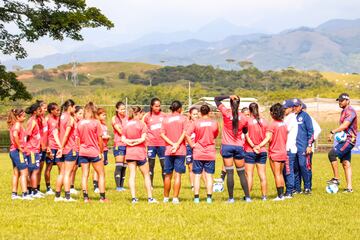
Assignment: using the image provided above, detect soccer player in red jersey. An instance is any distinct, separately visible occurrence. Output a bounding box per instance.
[161,101,187,204]
[255,103,287,201]
[112,101,128,191]
[8,109,33,200]
[24,102,43,198]
[36,100,47,194]
[186,107,199,191]
[122,106,158,203]
[186,105,219,203]
[214,95,250,203]
[143,98,167,187]
[77,102,107,203]
[244,103,268,200]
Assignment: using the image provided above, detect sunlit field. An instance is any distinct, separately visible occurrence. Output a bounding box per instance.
[0,153,359,239]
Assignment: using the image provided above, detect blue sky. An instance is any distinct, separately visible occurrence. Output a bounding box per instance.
[1,0,360,61]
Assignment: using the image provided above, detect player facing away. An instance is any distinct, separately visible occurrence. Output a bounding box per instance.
[112,101,128,191]
[122,106,158,203]
[77,102,107,203]
[36,100,47,194]
[143,98,167,187]
[161,100,187,204]
[327,93,358,192]
[186,105,219,204]
[244,103,268,200]
[186,107,200,191]
[8,109,33,200]
[214,95,250,203]
[255,103,288,201]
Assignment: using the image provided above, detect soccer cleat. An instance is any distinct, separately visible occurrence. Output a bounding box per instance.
[304,189,312,195]
[37,191,45,196]
[100,198,110,203]
[284,193,293,199]
[22,195,34,201]
[273,196,285,201]
[32,192,44,199]
[226,198,235,204]
[172,198,180,204]
[11,195,21,200]
[116,187,126,192]
[194,198,200,204]
[64,197,77,202]
[131,198,138,204]
[45,189,55,195]
[327,178,340,185]
[70,188,79,195]
[244,197,252,203]
[94,188,100,193]
[262,196,267,201]
[148,198,158,204]
[163,197,169,203]
[206,198,212,204]
[343,188,353,193]
[54,196,65,202]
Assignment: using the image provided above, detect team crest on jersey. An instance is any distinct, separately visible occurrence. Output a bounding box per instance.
[298,117,303,122]
[61,115,65,120]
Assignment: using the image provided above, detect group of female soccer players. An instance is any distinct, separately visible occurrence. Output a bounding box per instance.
[8,95,292,203]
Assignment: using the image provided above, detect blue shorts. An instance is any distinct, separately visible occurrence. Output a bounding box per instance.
[26,152,40,171]
[147,146,165,159]
[193,160,215,174]
[78,156,101,164]
[46,149,60,164]
[164,155,186,174]
[40,151,47,162]
[103,150,109,165]
[245,152,267,164]
[9,150,28,171]
[334,141,354,162]
[127,159,147,166]
[221,144,245,160]
[113,146,126,157]
[185,145,193,165]
[63,150,77,162]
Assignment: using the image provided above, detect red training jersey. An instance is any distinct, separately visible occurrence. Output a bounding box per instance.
[161,112,187,156]
[244,117,268,153]
[143,111,166,146]
[268,120,288,161]
[59,112,76,154]
[101,122,109,151]
[77,119,102,158]
[123,119,147,161]
[9,122,25,152]
[47,115,60,150]
[112,115,128,147]
[25,116,41,153]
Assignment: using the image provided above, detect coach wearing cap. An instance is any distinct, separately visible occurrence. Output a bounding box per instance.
[327,93,358,193]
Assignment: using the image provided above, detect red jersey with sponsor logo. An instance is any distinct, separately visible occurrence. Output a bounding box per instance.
[59,112,76,154]
[143,112,166,146]
[47,115,60,150]
[25,116,41,153]
[77,119,102,158]
[268,120,288,161]
[244,117,268,153]
[112,115,128,147]
[38,115,48,150]
[161,112,187,156]
[123,119,147,161]
[10,122,25,152]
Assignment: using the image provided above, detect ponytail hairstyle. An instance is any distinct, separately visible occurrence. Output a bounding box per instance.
[84,102,98,120]
[25,102,41,115]
[59,99,75,126]
[128,106,143,120]
[200,105,210,116]
[249,102,262,126]
[150,97,161,116]
[47,102,58,115]
[230,96,240,137]
[115,101,125,124]
[270,103,285,121]
[75,105,83,114]
[7,109,25,128]
[169,100,182,113]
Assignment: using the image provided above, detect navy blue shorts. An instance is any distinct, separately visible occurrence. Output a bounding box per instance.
[78,156,101,164]
[127,159,147,166]
[147,146,165,159]
[193,160,215,174]
[113,146,126,157]
[9,150,28,171]
[103,150,109,165]
[26,152,40,171]
[164,155,186,174]
[63,150,77,162]
[245,152,267,164]
[46,149,60,164]
[185,145,193,165]
[221,144,245,160]
[40,151,47,162]
[334,141,354,162]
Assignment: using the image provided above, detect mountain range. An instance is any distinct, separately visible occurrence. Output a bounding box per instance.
[4,18,360,72]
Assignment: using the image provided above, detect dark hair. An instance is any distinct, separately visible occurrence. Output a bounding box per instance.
[36,99,46,107]
[189,106,198,120]
[97,107,106,116]
[128,106,143,120]
[75,105,83,113]
[249,102,261,126]
[150,97,161,115]
[170,100,182,112]
[241,107,249,113]
[59,99,75,127]
[7,109,25,128]
[25,102,41,115]
[84,102,97,119]
[115,101,125,109]
[270,103,285,121]
[47,102,58,114]
[230,97,240,137]
[200,105,210,115]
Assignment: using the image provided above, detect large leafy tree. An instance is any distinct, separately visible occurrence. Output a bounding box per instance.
[0,0,114,101]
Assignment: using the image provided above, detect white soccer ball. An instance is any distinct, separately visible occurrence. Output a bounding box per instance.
[334,131,347,143]
[213,182,224,192]
[326,183,339,194]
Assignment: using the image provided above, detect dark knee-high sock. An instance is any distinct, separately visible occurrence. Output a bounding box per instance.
[277,187,284,198]
[148,158,155,186]
[159,158,165,181]
[114,163,123,188]
[226,168,234,199]
[220,170,227,181]
[237,167,250,198]
[120,163,127,188]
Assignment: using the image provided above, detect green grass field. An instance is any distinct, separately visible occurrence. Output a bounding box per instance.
[0,153,359,239]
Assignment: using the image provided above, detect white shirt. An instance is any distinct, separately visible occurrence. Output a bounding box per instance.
[310,116,322,152]
[284,113,298,153]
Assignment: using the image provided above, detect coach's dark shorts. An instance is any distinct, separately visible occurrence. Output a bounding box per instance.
[334,141,354,162]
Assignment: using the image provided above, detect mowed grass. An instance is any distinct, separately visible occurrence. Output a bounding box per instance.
[0,153,359,239]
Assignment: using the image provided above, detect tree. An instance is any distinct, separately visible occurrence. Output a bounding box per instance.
[0,65,32,101]
[90,78,106,85]
[32,64,45,74]
[118,72,126,79]
[239,60,254,70]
